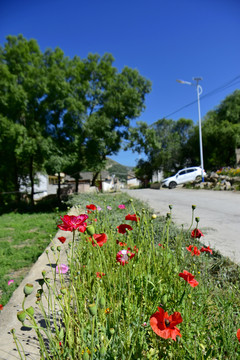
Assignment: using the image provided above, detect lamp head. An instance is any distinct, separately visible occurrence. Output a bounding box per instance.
[176,79,192,85]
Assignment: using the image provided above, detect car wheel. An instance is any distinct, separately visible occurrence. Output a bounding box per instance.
[169,181,177,189]
[195,175,202,181]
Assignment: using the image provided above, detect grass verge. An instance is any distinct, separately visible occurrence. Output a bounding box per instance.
[0,211,58,305]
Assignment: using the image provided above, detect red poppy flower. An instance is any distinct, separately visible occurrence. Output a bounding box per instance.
[125,214,140,222]
[58,236,66,244]
[0,304,3,310]
[191,228,204,238]
[117,224,133,234]
[57,214,88,232]
[186,245,201,256]
[179,270,199,287]
[91,233,107,247]
[116,240,127,246]
[237,329,240,343]
[200,246,213,254]
[96,272,106,278]
[116,249,135,265]
[86,204,97,211]
[150,307,182,341]
[158,243,164,248]
[128,245,139,253]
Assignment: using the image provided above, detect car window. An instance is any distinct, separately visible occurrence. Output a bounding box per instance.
[186,169,195,173]
[179,170,186,176]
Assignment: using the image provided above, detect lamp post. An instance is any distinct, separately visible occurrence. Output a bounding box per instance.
[176,77,204,182]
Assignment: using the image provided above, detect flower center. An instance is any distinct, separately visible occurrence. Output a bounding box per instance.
[165,319,170,327]
[122,250,128,261]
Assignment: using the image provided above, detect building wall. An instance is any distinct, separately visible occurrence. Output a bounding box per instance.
[236,148,240,165]
[152,170,164,183]
[127,178,141,188]
[19,173,48,200]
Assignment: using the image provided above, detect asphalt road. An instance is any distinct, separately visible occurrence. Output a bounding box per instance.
[123,188,240,264]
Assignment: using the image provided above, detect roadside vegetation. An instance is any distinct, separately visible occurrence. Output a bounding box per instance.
[8,192,240,360]
[216,167,240,177]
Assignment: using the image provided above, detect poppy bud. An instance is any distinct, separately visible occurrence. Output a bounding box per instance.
[99,297,105,309]
[192,205,196,210]
[17,311,26,323]
[129,199,133,202]
[162,294,168,305]
[195,217,200,223]
[51,246,55,252]
[88,303,97,316]
[82,351,90,360]
[26,306,35,316]
[58,294,63,300]
[86,225,95,236]
[46,250,49,254]
[38,278,45,287]
[142,209,145,214]
[42,270,46,277]
[136,211,140,216]
[10,328,16,334]
[152,214,157,219]
[166,213,171,219]
[57,246,61,252]
[109,328,115,335]
[60,287,67,295]
[37,289,43,296]
[24,283,34,296]
[169,205,173,210]
[100,346,106,357]
[44,277,51,284]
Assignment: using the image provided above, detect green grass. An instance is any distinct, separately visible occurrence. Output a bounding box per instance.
[0,211,58,305]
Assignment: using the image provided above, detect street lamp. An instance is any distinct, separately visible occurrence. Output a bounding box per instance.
[176,77,204,182]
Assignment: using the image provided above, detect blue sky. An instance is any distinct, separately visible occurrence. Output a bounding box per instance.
[1,0,240,166]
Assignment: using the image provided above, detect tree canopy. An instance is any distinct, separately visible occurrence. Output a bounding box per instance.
[0,34,151,205]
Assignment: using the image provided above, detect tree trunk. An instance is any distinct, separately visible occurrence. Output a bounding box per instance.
[29,157,34,207]
[91,171,100,187]
[75,174,79,193]
[14,158,21,203]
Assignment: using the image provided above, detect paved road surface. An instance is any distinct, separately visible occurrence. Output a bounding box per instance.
[124,188,240,264]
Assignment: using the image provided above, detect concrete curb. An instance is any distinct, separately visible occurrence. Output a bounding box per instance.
[0,207,80,360]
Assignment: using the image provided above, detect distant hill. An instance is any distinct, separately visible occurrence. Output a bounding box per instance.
[106,158,134,182]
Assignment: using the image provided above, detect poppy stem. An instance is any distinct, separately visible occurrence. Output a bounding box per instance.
[178,288,186,305]
[91,316,95,360]
[11,330,27,360]
[187,207,195,232]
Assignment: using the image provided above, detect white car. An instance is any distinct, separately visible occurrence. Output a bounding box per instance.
[161,167,206,189]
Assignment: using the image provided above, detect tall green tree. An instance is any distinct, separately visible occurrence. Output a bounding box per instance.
[83,54,152,184]
[0,35,48,205]
[0,35,151,203]
[128,118,194,179]
[186,90,240,170]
